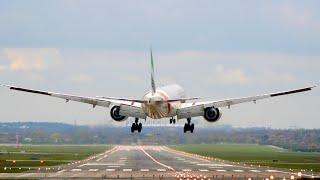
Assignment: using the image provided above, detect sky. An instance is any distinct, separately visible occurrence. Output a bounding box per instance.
[0,0,319,128]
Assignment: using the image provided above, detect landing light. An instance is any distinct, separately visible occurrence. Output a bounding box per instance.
[298,172,302,177]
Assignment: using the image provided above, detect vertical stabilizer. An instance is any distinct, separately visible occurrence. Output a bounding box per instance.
[150,47,156,94]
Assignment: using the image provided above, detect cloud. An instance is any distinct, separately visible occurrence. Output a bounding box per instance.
[209,65,250,85]
[71,74,93,83]
[276,3,320,30]
[0,65,6,72]
[259,71,296,85]
[3,48,60,72]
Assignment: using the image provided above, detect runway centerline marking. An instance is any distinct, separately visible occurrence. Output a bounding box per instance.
[139,146,175,171]
[123,169,132,172]
[140,169,149,172]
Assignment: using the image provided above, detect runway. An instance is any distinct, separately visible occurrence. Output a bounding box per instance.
[0,145,318,179]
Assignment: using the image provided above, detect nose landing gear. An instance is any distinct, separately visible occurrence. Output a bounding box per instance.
[184,117,194,133]
[131,118,142,133]
[169,117,176,124]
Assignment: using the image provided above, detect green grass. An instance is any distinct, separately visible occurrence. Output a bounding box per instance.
[170,144,320,172]
[0,145,111,173]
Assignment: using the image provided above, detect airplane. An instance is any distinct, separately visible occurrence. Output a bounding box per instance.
[1,49,316,133]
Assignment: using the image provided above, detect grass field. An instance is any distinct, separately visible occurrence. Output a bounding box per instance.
[170,144,320,172]
[0,145,111,173]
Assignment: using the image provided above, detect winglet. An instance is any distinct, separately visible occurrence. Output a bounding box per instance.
[150,46,156,94]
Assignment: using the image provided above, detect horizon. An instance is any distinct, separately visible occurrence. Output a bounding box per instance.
[0,1,319,128]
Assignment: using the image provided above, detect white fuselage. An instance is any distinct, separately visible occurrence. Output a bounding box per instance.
[141,84,186,119]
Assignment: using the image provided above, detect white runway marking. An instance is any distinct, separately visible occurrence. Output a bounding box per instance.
[17,173,36,177]
[250,170,261,173]
[108,165,120,168]
[96,155,108,162]
[199,169,209,172]
[140,146,175,171]
[89,169,99,172]
[266,169,282,173]
[208,166,223,169]
[123,169,132,172]
[157,169,166,172]
[120,157,127,160]
[182,169,192,172]
[216,169,227,172]
[57,169,66,173]
[106,169,115,171]
[71,169,82,172]
[140,169,149,172]
[78,163,124,167]
[197,163,233,167]
[233,169,244,172]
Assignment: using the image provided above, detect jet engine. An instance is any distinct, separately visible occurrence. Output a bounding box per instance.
[203,107,222,122]
[110,106,127,121]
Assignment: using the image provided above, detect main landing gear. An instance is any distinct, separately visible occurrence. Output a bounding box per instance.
[169,117,176,124]
[184,118,194,133]
[131,118,142,133]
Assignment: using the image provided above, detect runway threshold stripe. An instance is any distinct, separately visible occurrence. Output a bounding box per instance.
[182,169,192,172]
[233,170,244,172]
[108,165,120,168]
[17,173,36,177]
[266,170,282,173]
[216,169,226,172]
[89,169,99,172]
[199,169,209,172]
[71,169,82,172]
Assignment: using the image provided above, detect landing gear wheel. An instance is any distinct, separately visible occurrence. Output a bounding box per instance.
[190,124,194,133]
[138,123,142,133]
[170,118,176,124]
[184,118,194,133]
[131,123,136,133]
[184,123,188,133]
[131,118,143,133]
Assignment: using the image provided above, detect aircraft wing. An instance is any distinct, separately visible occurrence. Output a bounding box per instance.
[177,86,316,119]
[1,84,142,108]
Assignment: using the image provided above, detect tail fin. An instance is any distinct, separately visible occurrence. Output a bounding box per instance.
[150,47,156,94]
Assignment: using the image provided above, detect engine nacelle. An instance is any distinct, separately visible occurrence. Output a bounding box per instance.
[110,106,127,121]
[203,107,222,122]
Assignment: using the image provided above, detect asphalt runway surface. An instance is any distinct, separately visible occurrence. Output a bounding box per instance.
[1,145,318,179]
